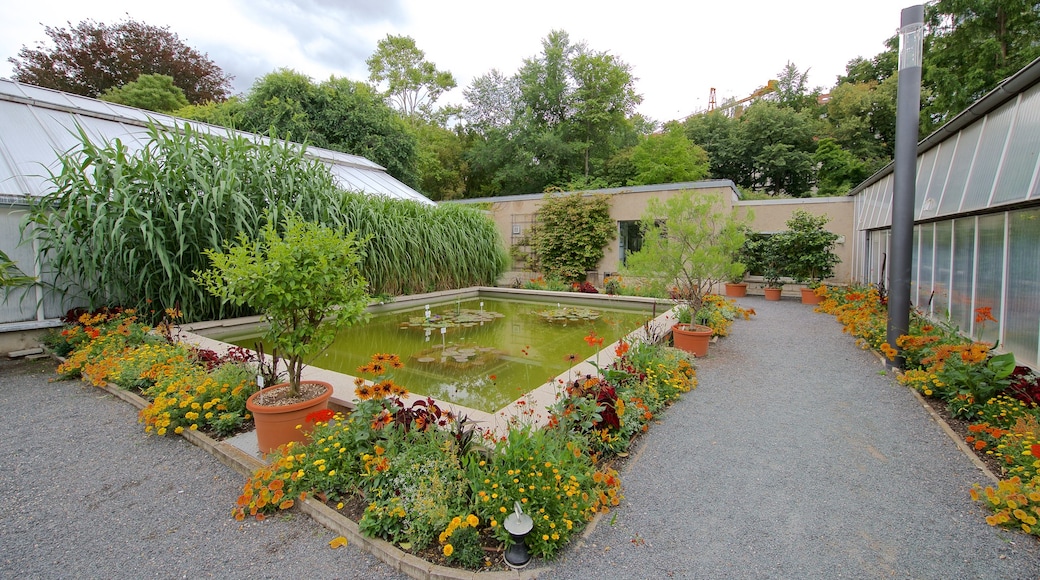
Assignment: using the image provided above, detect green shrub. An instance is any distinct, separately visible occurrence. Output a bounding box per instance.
[528,193,615,283]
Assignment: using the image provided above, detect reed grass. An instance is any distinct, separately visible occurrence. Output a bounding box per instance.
[27,122,507,322]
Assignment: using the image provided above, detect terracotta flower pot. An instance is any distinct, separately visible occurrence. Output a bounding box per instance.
[763,287,783,301]
[672,323,713,357]
[247,380,333,455]
[800,287,823,305]
[724,282,748,297]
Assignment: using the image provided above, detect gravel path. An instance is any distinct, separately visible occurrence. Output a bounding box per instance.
[542,296,1040,580]
[0,357,406,580]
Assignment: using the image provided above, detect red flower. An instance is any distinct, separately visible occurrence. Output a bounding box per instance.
[614,341,630,357]
[489,374,497,381]
[584,332,604,348]
[305,409,335,423]
[1032,444,1040,459]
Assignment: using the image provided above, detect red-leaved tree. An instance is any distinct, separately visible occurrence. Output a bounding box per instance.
[9,17,232,104]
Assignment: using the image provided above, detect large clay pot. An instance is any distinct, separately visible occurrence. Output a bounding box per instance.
[724,282,748,298]
[763,287,783,301]
[672,323,713,357]
[800,287,823,305]
[247,380,333,455]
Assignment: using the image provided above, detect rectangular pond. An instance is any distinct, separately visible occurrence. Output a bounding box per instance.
[204,292,659,413]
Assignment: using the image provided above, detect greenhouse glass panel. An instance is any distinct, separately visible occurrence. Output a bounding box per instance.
[938,122,983,216]
[974,214,1005,343]
[950,218,976,334]
[879,176,894,228]
[916,148,939,218]
[910,227,920,306]
[994,85,1040,205]
[1005,208,1040,369]
[933,221,953,317]
[962,105,1013,212]
[923,139,957,219]
[918,224,935,315]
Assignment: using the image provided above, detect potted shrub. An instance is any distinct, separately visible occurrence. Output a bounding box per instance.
[623,191,749,356]
[782,210,840,305]
[195,212,370,454]
[724,267,748,298]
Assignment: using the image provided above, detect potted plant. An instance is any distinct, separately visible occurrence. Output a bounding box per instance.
[782,210,840,305]
[623,191,749,356]
[195,212,370,454]
[724,266,748,298]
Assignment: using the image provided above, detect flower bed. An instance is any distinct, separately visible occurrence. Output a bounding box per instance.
[816,285,1040,538]
[44,308,261,437]
[44,306,705,571]
[235,343,696,568]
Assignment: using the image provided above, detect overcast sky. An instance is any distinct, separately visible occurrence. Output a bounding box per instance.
[1,0,917,123]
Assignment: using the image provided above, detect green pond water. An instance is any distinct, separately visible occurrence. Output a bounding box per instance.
[214,297,655,412]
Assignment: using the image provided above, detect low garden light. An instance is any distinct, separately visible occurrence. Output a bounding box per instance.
[503,501,534,569]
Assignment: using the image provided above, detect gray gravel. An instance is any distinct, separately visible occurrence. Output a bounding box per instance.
[542,295,1040,580]
[0,357,406,580]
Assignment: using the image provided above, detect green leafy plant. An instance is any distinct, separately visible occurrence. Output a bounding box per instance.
[781,209,841,288]
[195,213,370,397]
[528,193,616,283]
[0,249,36,293]
[623,191,750,313]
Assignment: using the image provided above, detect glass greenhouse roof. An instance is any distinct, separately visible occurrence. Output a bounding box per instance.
[0,79,431,205]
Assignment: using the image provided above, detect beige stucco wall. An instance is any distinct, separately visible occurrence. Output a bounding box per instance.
[735,197,857,283]
[475,183,739,285]
[461,185,856,287]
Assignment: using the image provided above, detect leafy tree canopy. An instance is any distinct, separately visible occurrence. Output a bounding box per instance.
[100,73,189,113]
[461,30,641,196]
[630,123,709,185]
[224,69,419,187]
[924,0,1040,124]
[9,17,232,104]
[366,34,456,119]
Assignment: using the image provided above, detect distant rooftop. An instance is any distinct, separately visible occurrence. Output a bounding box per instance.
[448,179,740,204]
[0,79,431,205]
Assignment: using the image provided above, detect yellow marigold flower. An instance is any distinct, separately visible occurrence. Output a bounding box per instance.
[443,544,454,557]
[466,514,479,527]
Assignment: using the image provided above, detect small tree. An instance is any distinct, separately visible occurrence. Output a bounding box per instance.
[99,73,189,113]
[528,193,616,283]
[783,209,840,287]
[195,214,370,398]
[623,191,748,314]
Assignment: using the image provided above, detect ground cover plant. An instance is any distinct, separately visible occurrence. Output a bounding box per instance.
[815,285,1040,539]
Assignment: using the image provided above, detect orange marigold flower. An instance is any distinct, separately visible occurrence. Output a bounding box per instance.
[975,306,996,324]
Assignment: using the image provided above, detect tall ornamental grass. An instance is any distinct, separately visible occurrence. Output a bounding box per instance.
[27,122,507,322]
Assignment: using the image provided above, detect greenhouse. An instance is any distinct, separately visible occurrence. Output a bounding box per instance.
[0,78,431,336]
[851,56,1040,369]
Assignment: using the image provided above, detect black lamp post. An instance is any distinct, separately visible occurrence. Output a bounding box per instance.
[886,4,925,369]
